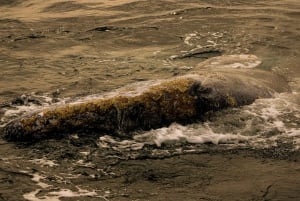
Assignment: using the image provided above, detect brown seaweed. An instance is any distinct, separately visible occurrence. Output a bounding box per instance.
[2,69,290,142]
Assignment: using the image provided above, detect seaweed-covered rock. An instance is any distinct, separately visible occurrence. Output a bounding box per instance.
[3,69,290,142]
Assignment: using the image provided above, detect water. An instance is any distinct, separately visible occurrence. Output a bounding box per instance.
[0,0,300,200]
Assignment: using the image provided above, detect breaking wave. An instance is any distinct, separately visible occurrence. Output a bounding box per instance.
[98,91,300,151]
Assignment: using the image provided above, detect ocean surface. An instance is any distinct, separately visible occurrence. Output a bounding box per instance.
[0,0,299,200]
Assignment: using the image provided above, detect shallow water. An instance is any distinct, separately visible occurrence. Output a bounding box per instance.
[0,0,300,200]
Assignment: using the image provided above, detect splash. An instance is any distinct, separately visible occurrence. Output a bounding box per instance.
[134,123,249,147]
[97,91,300,151]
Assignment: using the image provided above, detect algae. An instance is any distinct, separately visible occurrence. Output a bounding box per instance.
[2,71,290,142]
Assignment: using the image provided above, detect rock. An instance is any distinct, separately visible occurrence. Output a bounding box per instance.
[2,69,290,142]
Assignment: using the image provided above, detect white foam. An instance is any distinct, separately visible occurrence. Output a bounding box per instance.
[183,32,223,48]
[237,92,300,149]
[184,32,198,46]
[23,187,99,201]
[23,189,43,201]
[0,93,69,128]
[98,135,144,151]
[76,160,96,168]
[134,123,250,147]
[32,173,52,189]
[20,171,51,189]
[197,54,262,69]
[29,159,58,167]
[79,151,90,156]
[96,123,251,152]
[21,170,100,201]
[48,188,97,198]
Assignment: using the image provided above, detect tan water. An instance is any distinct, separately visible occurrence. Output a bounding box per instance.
[0,0,300,200]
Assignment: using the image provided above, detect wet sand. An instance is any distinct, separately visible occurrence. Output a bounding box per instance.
[0,0,300,200]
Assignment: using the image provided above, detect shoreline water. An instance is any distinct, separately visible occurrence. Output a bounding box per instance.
[1,0,300,200]
[1,139,299,201]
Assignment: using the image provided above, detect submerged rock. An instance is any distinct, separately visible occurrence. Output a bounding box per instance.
[2,69,290,142]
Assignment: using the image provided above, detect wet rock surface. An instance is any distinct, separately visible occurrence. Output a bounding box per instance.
[2,69,290,142]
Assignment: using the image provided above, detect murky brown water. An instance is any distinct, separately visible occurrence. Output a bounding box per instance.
[0,0,300,200]
[1,0,299,100]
